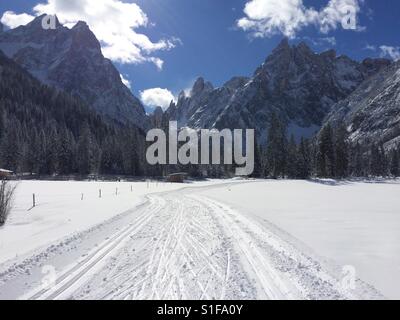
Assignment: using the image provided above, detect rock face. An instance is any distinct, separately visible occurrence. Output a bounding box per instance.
[0,15,147,128]
[149,106,165,128]
[166,39,390,143]
[324,61,400,149]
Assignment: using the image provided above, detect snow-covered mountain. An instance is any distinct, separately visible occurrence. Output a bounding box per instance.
[166,39,390,142]
[0,15,147,128]
[324,61,400,149]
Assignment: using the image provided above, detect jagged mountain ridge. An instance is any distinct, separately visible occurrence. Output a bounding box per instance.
[166,39,391,143]
[324,61,400,149]
[0,15,148,128]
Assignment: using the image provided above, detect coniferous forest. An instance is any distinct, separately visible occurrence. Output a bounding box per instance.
[0,50,399,180]
[0,51,149,177]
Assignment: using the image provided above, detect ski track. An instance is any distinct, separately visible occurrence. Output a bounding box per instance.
[1,187,382,300]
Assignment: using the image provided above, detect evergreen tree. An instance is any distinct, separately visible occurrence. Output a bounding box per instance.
[251,133,263,178]
[58,128,76,175]
[369,145,386,177]
[0,108,5,141]
[0,122,21,171]
[286,134,298,178]
[390,149,399,177]
[316,124,335,178]
[266,113,287,178]
[297,138,311,179]
[46,128,60,174]
[350,143,364,177]
[77,123,94,175]
[37,130,48,175]
[334,125,349,178]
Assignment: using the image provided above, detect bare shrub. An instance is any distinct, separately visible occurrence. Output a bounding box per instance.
[0,180,16,226]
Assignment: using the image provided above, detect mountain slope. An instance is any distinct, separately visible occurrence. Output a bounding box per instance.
[0,15,147,128]
[167,39,390,143]
[0,49,146,175]
[324,61,400,149]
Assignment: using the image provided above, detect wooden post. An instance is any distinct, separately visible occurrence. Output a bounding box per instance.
[131,185,133,192]
[99,189,102,198]
[32,194,36,208]
[116,188,118,196]
[81,193,84,201]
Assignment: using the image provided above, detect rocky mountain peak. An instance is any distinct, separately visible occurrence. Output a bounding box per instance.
[73,20,89,29]
[274,37,290,52]
[25,14,47,29]
[166,38,392,144]
[320,49,337,60]
[0,16,147,128]
[178,90,186,100]
[362,58,392,76]
[296,41,313,55]
[191,77,214,96]
[24,14,62,32]
[70,21,101,51]
[223,76,250,91]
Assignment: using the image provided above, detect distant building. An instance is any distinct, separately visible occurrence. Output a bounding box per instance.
[0,169,13,179]
[166,173,188,183]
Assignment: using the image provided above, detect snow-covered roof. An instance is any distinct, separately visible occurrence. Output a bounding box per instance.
[0,168,13,173]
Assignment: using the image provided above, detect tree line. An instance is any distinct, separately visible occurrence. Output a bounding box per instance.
[0,51,151,177]
[255,114,400,179]
[1,51,399,179]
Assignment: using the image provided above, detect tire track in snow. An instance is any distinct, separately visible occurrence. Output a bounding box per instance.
[191,195,295,299]
[190,195,369,300]
[21,187,364,300]
[71,194,254,300]
[22,196,166,300]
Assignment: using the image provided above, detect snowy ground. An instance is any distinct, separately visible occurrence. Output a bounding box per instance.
[198,180,400,299]
[0,179,398,300]
[0,180,227,264]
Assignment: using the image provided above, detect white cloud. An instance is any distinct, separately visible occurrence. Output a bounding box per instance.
[120,74,131,89]
[303,36,337,47]
[237,0,364,38]
[1,0,180,69]
[379,46,400,61]
[363,44,400,61]
[0,11,35,29]
[140,88,176,111]
[364,44,376,51]
[322,36,337,46]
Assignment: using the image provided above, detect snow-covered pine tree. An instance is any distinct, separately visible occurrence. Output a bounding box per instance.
[266,113,287,178]
[390,148,399,177]
[334,125,349,178]
[286,134,298,179]
[316,124,335,178]
[297,138,311,179]
[369,145,387,177]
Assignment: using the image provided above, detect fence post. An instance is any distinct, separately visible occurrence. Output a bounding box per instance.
[131,185,133,192]
[99,189,102,198]
[81,193,84,201]
[32,193,36,208]
[116,188,118,196]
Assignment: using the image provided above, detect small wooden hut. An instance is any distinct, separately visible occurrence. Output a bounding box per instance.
[166,173,188,183]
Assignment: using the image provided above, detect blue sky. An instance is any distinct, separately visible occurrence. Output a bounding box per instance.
[1,0,399,110]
